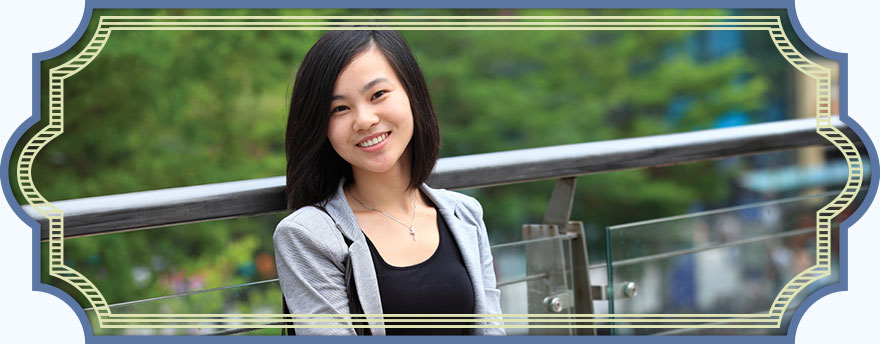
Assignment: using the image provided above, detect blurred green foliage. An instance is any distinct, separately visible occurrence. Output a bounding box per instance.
[10,8,803,335]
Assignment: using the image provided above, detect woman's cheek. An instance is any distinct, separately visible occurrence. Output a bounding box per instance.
[327,117,349,147]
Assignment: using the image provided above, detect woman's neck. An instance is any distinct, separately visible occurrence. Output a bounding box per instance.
[348,162,418,213]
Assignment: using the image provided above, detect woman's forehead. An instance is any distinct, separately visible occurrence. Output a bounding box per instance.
[333,47,399,93]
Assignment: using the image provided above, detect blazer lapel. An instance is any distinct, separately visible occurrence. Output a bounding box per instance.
[421,185,488,316]
[325,180,386,335]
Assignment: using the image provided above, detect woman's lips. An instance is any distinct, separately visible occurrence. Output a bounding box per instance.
[356,131,391,151]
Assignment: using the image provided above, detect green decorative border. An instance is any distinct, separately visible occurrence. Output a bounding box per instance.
[17,15,861,330]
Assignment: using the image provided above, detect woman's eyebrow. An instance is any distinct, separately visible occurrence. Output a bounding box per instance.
[360,77,389,94]
[332,77,390,101]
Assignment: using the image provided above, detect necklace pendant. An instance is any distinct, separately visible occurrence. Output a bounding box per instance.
[409,227,416,241]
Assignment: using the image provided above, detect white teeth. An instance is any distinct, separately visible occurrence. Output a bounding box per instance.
[358,133,388,148]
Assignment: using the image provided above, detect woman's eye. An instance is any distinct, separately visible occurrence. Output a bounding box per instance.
[371,90,387,101]
[331,105,349,113]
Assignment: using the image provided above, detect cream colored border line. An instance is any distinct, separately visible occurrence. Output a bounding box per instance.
[16,15,860,331]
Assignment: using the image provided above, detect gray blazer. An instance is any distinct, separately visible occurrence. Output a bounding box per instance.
[273,180,505,335]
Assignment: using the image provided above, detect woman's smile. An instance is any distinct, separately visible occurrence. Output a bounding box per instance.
[356,131,391,151]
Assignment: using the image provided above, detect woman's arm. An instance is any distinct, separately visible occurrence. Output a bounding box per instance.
[469,197,507,336]
[273,213,358,335]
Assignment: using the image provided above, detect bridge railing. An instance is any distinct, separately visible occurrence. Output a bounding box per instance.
[24,117,861,335]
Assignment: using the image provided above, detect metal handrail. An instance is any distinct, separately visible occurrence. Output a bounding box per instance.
[24,117,856,240]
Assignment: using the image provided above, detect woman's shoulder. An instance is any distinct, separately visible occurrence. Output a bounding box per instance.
[273,206,347,256]
[424,185,484,216]
[279,205,333,226]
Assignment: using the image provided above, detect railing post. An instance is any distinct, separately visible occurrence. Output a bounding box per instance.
[542,177,577,227]
[522,178,598,335]
[544,178,597,335]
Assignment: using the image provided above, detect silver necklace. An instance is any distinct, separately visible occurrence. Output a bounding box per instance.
[350,190,417,241]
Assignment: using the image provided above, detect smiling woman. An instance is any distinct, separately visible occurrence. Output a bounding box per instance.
[274,30,505,336]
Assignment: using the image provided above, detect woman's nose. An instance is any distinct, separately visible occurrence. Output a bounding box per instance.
[353,108,380,131]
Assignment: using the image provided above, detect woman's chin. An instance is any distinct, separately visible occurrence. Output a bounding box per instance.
[352,162,406,176]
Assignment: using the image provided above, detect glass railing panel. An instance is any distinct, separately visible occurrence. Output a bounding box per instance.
[84,279,282,335]
[45,211,287,334]
[81,229,576,335]
[605,189,863,335]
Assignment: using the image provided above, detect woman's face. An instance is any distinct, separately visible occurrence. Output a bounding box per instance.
[326,46,415,177]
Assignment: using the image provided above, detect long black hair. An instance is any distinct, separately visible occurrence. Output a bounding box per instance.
[285,30,440,210]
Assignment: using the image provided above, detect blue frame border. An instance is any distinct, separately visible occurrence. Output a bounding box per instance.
[2,1,873,343]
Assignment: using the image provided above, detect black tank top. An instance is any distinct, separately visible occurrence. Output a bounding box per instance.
[363,208,475,335]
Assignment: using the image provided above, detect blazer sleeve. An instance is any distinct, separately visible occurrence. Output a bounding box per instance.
[468,196,507,336]
[273,214,357,335]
